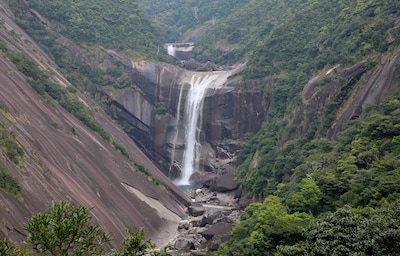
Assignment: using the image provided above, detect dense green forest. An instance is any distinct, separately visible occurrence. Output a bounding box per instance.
[137,0,248,42]
[139,0,400,79]
[10,0,166,60]
[237,91,400,209]
[214,90,400,255]
[241,0,400,79]
[217,0,400,249]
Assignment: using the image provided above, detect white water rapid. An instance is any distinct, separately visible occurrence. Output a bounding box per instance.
[174,72,232,185]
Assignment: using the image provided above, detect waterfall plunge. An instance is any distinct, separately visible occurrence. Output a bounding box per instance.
[174,73,230,185]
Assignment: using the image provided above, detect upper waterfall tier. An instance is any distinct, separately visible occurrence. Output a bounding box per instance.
[164,42,195,60]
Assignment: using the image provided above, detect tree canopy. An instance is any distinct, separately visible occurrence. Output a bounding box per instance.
[213,196,310,256]
[276,203,400,256]
[1,201,166,255]
[17,0,165,60]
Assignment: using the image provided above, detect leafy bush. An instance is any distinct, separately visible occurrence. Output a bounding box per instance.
[0,167,21,196]
[21,201,165,255]
[0,124,24,165]
[155,106,168,117]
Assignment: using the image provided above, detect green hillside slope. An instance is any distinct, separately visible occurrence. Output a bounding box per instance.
[15,0,165,59]
[137,0,248,42]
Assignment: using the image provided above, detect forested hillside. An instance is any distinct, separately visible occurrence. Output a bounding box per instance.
[4,0,400,254]
[137,0,248,42]
[206,1,400,255]
[139,0,400,254]
[10,0,166,59]
[215,89,400,255]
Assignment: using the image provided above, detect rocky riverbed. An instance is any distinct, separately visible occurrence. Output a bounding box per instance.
[166,187,244,255]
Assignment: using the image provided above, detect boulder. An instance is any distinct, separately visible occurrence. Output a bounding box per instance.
[212,172,239,192]
[200,223,234,240]
[174,238,194,250]
[174,235,200,250]
[178,220,190,230]
[190,216,204,227]
[188,227,207,235]
[188,206,206,217]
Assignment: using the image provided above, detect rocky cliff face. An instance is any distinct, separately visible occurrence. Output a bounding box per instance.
[11,0,268,185]
[107,61,269,181]
[0,1,188,248]
[3,0,263,198]
[285,53,400,143]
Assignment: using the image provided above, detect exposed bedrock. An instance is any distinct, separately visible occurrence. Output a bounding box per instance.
[107,61,269,180]
[285,53,400,144]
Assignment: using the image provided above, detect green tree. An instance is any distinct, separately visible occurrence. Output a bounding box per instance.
[108,227,168,256]
[276,206,373,256]
[0,200,169,256]
[368,201,400,256]
[213,196,310,256]
[25,201,110,256]
[276,202,400,256]
[286,178,322,216]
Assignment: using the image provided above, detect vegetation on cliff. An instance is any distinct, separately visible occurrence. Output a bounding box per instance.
[215,90,400,254]
[238,90,400,208]
[137,0,248,42]
[10,0,165,60]
[138,0,400,254]
[7,0,170,98]
[0,167,21,198]
[0,37,163,188]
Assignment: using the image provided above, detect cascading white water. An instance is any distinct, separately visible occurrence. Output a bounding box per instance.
[170,67,237,185]
[174,73,226,185]
[167,44,176,57]
[169,85,185,175]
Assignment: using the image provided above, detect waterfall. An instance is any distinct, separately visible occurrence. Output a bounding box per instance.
[174,74,220,185]
[170,68,235,185]
[167,44,176,57]
[169,85,185,175]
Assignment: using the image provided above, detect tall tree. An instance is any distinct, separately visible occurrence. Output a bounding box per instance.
[25,201,110,256]
[286,178,322,216]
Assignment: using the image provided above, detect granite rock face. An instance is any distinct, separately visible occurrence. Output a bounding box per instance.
[108,61,269,179]
[0,4,189,248]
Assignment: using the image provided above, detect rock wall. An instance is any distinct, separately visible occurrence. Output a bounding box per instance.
[285,53,400,143]
[0,7,189,247]
[108,61,269,179]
